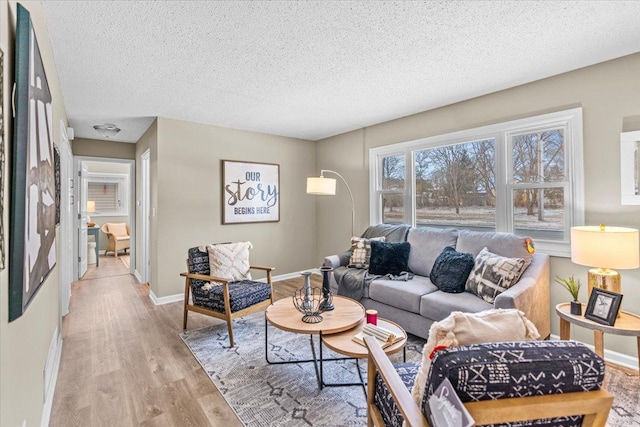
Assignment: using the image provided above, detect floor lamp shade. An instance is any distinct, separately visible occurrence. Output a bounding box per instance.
[571,225,639,298]
[306,176,337,196]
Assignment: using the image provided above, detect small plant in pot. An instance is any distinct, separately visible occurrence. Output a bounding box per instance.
[555,275,582,315]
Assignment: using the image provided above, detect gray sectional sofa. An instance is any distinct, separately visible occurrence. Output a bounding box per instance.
[323,224,550,339]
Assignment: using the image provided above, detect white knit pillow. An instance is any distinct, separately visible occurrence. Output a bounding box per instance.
[205,242,253,282]
[409,309,540,408]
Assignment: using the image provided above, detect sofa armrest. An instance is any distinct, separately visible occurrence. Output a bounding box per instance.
[494,252,550,338]
[323,250,351,269]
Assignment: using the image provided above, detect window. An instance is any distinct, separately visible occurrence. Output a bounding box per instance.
[370,108,583,256]
[87,173,128,216]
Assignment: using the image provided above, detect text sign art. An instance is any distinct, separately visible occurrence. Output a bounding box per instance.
[222,160,280,224]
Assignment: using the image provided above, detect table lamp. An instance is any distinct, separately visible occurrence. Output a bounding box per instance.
[307,169,355,237]
[571,225,639,299]
[87,200,96,227]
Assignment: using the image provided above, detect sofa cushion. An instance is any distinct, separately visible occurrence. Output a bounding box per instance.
[369,241,411,276]
[455,229,533,266]
[348,236,385,269]
[411,309,539,408]
[465,247,527,303]
[420,290,493,320]
[429,246,474,293]
[407,227,458,277]
[361,223,411,242]
[369,275,438,314]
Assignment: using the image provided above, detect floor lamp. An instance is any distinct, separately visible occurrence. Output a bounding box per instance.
[307,169,355,237]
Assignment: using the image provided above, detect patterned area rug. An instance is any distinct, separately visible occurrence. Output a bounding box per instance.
[181,312,639,426]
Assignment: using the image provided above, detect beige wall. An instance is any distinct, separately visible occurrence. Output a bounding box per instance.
[316,52,640,362]
[72,137,136,159]
[153,117,316,298]
[1,1,68,426]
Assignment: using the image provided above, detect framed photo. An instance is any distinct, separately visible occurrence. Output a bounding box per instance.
[222,160,280,224]
[584,288,623,326]
[9,5,57,321]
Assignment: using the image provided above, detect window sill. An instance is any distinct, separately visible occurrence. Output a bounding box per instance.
[91,213,128,218]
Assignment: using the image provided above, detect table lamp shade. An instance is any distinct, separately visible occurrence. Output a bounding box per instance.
[571,225,639,301]
[571,226,639,270]
[306,176,336,196]
[87,200,96,213]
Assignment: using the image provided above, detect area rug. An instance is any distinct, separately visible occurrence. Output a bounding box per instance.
[120,255,130,269]
[181,312,639,426]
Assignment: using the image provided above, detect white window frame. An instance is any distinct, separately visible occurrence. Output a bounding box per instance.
[87,172,129,217]
[369,108,584,257]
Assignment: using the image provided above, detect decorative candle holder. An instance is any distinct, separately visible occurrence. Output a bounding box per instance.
[319,266,335,311]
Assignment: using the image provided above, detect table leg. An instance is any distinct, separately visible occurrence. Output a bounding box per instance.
[593,330,604,359]
[559,317,571,340]
[637,337,640,375]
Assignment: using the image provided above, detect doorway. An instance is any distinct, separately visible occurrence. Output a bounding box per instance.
[73,156,135,280]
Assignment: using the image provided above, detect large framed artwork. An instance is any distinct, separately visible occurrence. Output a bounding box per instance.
[9,4,57,321]
[222,160,280,224]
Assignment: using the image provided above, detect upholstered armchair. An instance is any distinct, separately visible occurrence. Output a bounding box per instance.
[365,309,613,427]
[101,223,130,257]
[181,242,275,347]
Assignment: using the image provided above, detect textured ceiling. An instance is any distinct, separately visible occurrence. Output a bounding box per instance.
[41,1,640,143]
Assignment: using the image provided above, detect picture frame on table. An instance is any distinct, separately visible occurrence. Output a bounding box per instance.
[584,288,623,326]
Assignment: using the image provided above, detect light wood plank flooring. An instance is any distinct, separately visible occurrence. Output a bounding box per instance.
[50,256,318,426]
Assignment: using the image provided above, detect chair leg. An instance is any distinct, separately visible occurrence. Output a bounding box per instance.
[227,318,235,348]
[183,277,191,330]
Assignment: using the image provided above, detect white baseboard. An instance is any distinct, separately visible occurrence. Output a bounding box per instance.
[550,334,638,371]
[133,269,143,284]
[149,289,184,305]
[148,269,319,306]
[41,328,62,427]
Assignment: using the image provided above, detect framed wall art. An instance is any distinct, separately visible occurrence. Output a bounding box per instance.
[9,5,57,321]
[222,160,280,224]
[584,288,623,326]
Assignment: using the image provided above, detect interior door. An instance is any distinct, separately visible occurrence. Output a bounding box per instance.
[78,161,88,277]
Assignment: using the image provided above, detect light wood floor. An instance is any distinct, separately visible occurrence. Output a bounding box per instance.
[49,256,319,426]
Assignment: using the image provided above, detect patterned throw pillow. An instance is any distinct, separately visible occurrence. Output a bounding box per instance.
[465,247,526,303]
[429,246,475,293]
[206,242,253,283]
[348,236,385,268]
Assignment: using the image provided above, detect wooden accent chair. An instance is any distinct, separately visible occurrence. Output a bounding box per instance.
[181,244,275,347]
[365,337,613,427]
[101,223,130,257]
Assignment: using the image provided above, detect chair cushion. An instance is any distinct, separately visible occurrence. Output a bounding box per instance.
[114,236,130,241]
[374,362,420,427]
[465,247,527,303]
[192,280,271,313]
[206,242,253,281]
[411,309,539,407]
[108,223,128,237]
[424,340,605,427]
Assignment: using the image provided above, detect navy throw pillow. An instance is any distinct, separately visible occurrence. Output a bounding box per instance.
[430,247,474,293]
[369,241,411,276]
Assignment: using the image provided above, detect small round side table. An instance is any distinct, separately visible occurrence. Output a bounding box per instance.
[556,302,640,375]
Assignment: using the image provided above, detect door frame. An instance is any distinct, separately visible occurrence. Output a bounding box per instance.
[73,156,136,278]
[59,123,73,316]
[140,149,150,284]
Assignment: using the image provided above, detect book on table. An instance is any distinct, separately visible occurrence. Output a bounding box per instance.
[352,323,403,349]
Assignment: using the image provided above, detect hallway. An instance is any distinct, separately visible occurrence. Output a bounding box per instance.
[49,256,240,426]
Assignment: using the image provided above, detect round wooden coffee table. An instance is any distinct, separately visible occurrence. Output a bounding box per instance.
[266,295,365,335]
[322,318,407,359]
[265,295,367,389]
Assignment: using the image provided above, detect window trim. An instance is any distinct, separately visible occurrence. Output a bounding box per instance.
[87,172,129,217]
[369,108,584,257]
